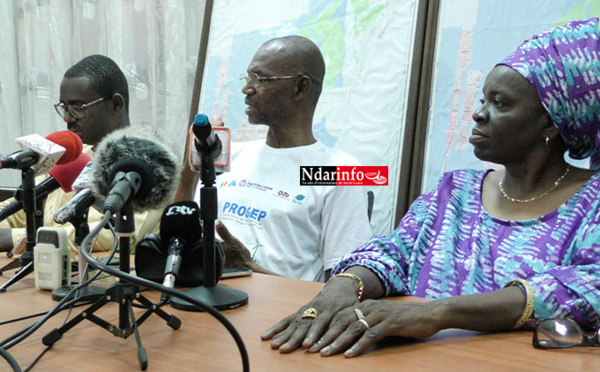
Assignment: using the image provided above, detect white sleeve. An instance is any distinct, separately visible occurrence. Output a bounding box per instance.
[320,184,372,271]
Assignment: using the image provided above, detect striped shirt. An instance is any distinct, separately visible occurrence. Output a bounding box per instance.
[334,169,600,327]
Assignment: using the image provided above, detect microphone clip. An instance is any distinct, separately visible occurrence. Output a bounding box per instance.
[1,150,39,171]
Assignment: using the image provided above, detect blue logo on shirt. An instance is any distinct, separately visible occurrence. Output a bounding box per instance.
[292,194,306,205]
[222,202,267,221]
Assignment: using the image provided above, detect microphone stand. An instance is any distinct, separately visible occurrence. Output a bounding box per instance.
[42,200,182,371]
[0,167,43,292]
[171,152,248,311]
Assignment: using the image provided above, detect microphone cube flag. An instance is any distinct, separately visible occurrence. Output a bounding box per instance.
[188,126,231,173]
[16,134,66,175]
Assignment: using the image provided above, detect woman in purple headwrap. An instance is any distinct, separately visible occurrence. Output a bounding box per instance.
[262,18,600,357]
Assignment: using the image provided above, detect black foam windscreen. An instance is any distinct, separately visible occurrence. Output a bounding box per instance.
[159,201,202,248]
[134,234,225,287]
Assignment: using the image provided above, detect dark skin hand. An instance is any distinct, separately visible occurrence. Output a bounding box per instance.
[216,220,280,276]
[262,267,527,357]
[261,266,380,353]
[260,276,360,353]
[216,220,332,279]
[315,299,440,357]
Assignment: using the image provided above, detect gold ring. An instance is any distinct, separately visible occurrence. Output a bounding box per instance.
[302,307,318,319]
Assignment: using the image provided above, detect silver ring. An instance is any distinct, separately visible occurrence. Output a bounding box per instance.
[354,308,369,329]
[354,308,364,320]
[358,318,370,329]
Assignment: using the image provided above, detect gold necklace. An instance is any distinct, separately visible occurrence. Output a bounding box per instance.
[499,165,571,204]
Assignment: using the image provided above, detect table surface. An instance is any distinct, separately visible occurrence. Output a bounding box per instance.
[0,258,596,371]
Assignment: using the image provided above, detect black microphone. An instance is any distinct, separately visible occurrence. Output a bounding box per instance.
[0,152,91,222]
[91,125,181,214]
[188,114,231,174]
[158,201,202,303]
[192,114,222,158]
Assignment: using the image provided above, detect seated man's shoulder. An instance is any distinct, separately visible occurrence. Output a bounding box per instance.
[231,140,263,153]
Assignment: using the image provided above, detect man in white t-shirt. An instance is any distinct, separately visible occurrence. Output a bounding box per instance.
[178,36,372,282]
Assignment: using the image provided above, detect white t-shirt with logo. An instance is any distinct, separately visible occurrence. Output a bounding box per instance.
[212,140,372,282]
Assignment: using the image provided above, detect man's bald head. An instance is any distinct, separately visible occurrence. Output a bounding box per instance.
[257,36,325,102]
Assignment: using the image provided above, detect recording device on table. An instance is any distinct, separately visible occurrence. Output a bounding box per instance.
[26,154,93,292]
[33,227,71,290]
[221,265,252,278]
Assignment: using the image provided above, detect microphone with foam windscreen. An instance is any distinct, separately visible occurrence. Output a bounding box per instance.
[0,131,83,175]
[0,152,91,222]
[91,125,181,214]
[158,201,202,303]
[45,131,83,165]
[45,151,91,193]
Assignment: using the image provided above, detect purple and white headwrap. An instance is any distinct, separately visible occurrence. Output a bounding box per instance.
[500,18,600,169]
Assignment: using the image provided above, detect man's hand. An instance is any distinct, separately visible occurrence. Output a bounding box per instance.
[216,220,280,275]
[216,220,253,267]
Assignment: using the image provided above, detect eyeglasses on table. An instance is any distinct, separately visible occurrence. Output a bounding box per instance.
[533,318,600,349]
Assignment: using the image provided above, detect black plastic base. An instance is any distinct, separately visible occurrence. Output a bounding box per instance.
[52,284,107,302]
[170,285,248,311]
